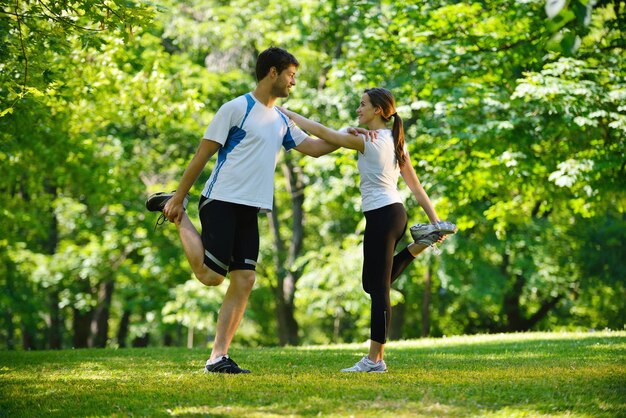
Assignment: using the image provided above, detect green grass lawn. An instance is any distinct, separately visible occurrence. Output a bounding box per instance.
[1,331,624,417]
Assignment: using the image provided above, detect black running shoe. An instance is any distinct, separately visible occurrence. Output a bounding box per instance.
[204,356,251,374]
[145,191,189,230]
[145,191,189,212]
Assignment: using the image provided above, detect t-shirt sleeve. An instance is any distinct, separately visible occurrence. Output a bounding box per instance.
[282,118,308,151]
[203,101,240,145]
[362,136,376,156]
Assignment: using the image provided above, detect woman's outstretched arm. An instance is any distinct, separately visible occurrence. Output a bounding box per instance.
[278,107,365,153]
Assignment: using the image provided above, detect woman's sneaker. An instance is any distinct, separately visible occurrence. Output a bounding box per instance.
[414,232,448,255]
[341,356,387,373]
[410,221,457,242]
[416,232,443,246]
[145,191,189,229]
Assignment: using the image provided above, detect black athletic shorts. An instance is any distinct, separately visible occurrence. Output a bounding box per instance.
[198,196,260,276]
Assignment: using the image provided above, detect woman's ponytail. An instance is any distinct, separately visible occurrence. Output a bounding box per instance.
[392,113,406,167]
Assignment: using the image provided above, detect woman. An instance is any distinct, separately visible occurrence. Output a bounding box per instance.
[279,88,456,372]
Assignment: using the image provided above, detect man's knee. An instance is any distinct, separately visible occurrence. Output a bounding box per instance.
[195,269,225,287]
[231,270,256,291]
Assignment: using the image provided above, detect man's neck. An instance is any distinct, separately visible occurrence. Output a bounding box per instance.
[252,85,277,108]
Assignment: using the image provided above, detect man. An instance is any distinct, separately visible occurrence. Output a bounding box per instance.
[146,47,337,373]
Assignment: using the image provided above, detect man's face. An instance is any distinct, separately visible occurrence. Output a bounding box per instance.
[271,65,297,98]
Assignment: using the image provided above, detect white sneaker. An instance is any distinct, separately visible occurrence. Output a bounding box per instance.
[410,221,457,241]
[416,232,443,246]
[341,356,387,373]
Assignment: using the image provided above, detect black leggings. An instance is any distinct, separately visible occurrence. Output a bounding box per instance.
[362,203,415,344]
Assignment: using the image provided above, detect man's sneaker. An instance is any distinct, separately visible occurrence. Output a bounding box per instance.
[410,221,457,242]
[341,356,387,373]
[145,191,189,229]
[204,356,251,374]
[145,191,189,213]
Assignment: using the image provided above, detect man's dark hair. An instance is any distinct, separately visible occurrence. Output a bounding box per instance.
[255,47,299,81]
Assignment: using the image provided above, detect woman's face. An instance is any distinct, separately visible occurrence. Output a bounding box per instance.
[356,93,379,126]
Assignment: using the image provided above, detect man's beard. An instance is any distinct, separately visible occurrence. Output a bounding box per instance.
[271,83,290,98]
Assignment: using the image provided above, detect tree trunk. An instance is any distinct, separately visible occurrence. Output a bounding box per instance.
[5,309,15,350]
[48,289,62,349]
[72,307,92,348]
[526,294,564,328]
[44,183,61,349]
[72,277,94,348]
[90,280,114,348]
[501,249,563,331]
[501,246,526,331]
[267,155,304,346]
[503,272,526,331]
[21,321,36,350]
[132,333,150,347]
[4,261,17,350]
[163,329,174,347]
[187,325,194,349]
[268,204,300,346]
[421,260,433,338]
[117,310,131,348]
[274,283,299,346]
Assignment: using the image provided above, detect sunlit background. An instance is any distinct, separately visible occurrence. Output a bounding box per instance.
[1,0,624,350]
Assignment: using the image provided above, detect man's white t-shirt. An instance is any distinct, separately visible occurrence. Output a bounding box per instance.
[201,93,307,211]
[357,129,403,212]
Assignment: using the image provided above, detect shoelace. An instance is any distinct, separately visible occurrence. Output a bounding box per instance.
[430,243,442,255]
[418,233,442,255]
[154,213,167,231]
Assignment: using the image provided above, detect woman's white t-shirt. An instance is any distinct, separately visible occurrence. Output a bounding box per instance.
[357,129,403,212]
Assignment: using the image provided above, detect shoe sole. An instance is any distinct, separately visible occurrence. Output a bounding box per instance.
[145,192,173,212]
[146,192,189,213]
[340,369,387,373]
[410,224,457,241]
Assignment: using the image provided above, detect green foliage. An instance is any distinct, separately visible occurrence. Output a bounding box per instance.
[1,0,624,349]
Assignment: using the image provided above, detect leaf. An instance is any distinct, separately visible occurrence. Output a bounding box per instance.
[546,30,580,54]
[0,107,14,117]
[546,9,576,33]
[560,31,581,55]
[25,87,45,97]
[545,0,567,19]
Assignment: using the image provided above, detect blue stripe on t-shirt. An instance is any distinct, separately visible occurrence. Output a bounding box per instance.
[241,94,255,128]
[276,109,297,150]
[206,95,256,198]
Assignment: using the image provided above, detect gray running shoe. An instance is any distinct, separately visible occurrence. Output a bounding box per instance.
[415,232,448,255]
[341,356,387,373]
[410,221,457,242]
[416,232,444,247]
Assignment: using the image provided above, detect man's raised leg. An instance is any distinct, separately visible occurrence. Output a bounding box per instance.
[177,213,225,286]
